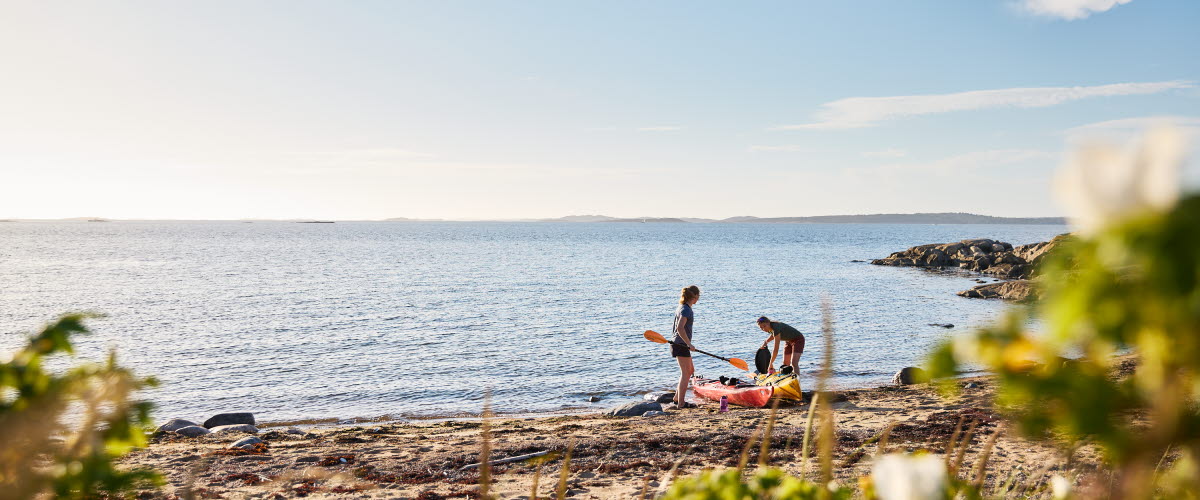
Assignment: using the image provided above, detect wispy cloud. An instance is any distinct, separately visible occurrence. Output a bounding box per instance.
[861,148,908,159]
[636,126,682,132]
[1064,115,1200,142]
[1019,0,1133,20]
[846,149,1058,177]
[747,145,815,153]
[773,80,1193,130]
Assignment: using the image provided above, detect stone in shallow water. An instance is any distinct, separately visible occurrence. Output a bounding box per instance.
[156,418,199,433]
[210,424,259,434]
[203,412,255,428]
[174,425,211,437]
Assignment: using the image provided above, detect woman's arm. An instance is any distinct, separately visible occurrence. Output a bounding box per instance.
[768,336,781,370]
[678,316,697,350]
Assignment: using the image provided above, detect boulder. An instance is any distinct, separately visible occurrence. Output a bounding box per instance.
[285,427,306,435]
[156,418,200,433]
[958,280,1038,302]
[892,367,929,385]
[203,412,255,428]
[230,436,264,449]
[643,391,677,403]
[210,424,260,434]
[174,425,212,437]
[608,401,663,417]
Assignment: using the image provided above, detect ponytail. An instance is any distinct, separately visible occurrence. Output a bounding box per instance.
[679,285,700,304]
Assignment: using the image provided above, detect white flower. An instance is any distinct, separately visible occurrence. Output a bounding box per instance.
[1050,474,1072,499]
[871,454,947,500]
[1055,126,1186,235]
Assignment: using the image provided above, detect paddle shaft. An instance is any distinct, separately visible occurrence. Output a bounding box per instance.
[671,342,732,363]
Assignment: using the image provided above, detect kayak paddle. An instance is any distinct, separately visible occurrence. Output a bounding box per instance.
[643,330,750,371]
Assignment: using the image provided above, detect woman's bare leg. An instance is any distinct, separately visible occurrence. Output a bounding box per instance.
[675,356,694,405]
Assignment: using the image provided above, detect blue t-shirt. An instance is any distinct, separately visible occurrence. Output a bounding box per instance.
[672,303,694,344]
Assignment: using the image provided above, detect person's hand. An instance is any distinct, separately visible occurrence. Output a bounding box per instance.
[688,345,697,352]
[768,366,777,374]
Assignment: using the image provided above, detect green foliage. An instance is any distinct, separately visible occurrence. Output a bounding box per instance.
[0,314,162,498]
[661,468,853,500]
[927,194,1200,497]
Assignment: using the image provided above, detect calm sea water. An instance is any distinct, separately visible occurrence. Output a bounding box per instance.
[0,221,1066,423]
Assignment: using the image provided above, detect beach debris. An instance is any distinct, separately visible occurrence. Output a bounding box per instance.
[607,401,663,417]
[643,391,676,403]
[174,425,212,437]
[156,418,200,433]
[208,442,269,456]
[231,436,264,449]
[641,411,667,418]
[318,454,356,466]
[892,367,929,385]
[210,424,260,434]
[204,412,256,428]
[927,323,954,328]
[459,450,551,471]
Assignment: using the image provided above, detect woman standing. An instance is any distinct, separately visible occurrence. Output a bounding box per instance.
[671,285,701,409]
[757,316,805,375]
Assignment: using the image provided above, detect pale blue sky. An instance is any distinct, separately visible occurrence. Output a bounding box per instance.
[1,0,1197,219]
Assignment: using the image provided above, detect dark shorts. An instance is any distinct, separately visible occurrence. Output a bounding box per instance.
[782,337,805,359]
[671,342,691,358]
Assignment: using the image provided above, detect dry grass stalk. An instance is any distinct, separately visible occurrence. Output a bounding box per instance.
[737,423,764,473]
[944,415,965,468]
[950,419,978,478]
[799,393,820,479]
[479,392,493,500]
[529,462,543,500]
[972,427,1002,488]
[637,475,652,500]
[759,399,782,468]
[876,420,895,457]
[555,438,575,500]
[817,298,836,488]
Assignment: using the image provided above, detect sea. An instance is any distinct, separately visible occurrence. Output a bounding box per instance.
[0,221,1067,424]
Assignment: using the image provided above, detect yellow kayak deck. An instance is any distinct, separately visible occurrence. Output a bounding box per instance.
[752,372,803,400]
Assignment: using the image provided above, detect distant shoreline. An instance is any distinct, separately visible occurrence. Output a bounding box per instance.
[4,213,1067,225]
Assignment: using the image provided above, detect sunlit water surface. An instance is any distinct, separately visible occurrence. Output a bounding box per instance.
[0,221,1066,423]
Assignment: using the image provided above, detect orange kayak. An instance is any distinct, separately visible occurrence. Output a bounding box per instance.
[691,377,773,408]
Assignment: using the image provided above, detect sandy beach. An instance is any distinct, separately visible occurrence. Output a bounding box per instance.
[115,360,1132,499]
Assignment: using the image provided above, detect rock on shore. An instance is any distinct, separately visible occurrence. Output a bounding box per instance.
[957,280,1039,302]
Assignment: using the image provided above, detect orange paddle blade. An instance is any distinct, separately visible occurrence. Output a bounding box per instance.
[643,330,669,344]
[729,358,750,371]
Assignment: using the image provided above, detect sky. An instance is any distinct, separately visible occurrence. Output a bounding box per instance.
[1,0,1198,220]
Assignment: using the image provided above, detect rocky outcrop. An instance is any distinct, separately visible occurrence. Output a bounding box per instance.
[957,280,1038,302]
[873,234,1070,300]
[872,235,1070,279]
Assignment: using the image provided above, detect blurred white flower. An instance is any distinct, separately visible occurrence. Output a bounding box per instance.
[1055,126,1186,235]
[1050,474,1072,499]
[871,454,947,500]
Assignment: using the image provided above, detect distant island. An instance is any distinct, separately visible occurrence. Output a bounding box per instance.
[539,213,1066,225]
